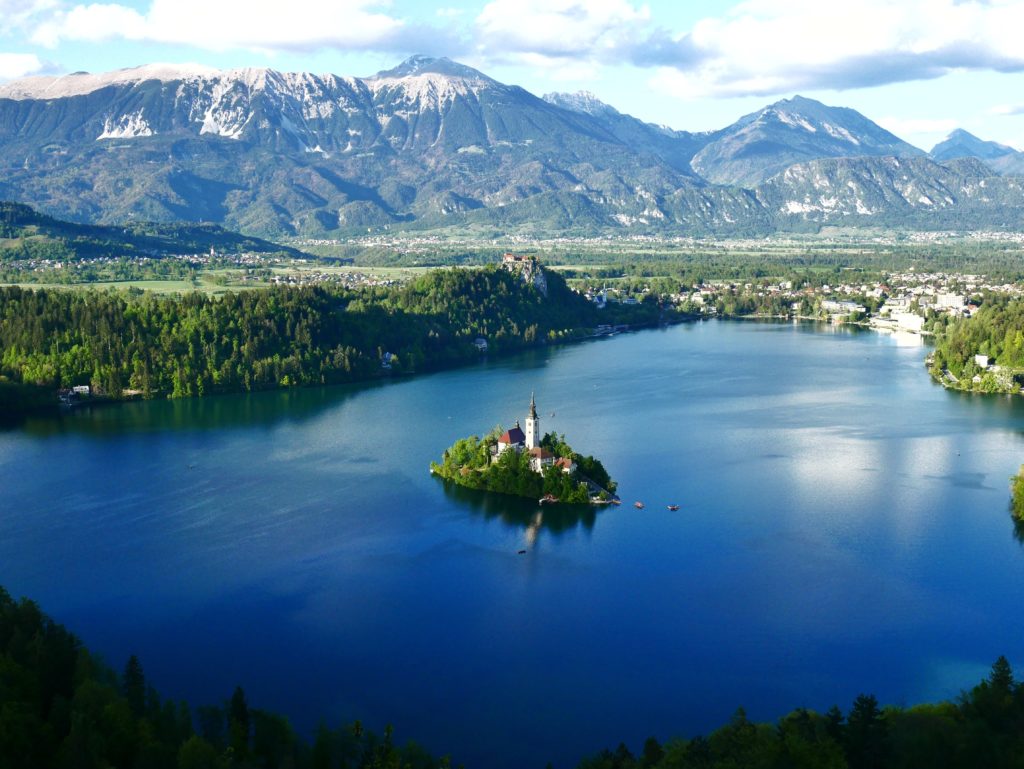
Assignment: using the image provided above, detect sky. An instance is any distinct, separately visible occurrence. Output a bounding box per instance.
[3,0,1024,152]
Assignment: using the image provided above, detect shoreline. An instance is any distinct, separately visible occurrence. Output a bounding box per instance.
[1,312,697,422]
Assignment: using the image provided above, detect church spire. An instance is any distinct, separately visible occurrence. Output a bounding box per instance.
[525,391,539,450]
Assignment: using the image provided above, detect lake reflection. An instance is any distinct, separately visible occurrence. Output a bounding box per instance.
[438,477,598,538]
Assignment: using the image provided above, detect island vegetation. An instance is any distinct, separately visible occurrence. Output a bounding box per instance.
[431,429,615,504]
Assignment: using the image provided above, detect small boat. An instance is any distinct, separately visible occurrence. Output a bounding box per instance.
[667,504,680,511]
[634,501,645,509]
[517,549,527,555]
[539,493,559,505]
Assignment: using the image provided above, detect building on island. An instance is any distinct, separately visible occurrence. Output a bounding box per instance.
[495,423,526,456]
[529,447,555,472]
[493,393,554,473]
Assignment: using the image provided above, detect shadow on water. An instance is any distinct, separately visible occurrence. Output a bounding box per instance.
[11,379,392,439]
[436,477,598,536]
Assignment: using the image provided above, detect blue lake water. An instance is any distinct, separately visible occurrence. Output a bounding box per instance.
[3,320,1024,768]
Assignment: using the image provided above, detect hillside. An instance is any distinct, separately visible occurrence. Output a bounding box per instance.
[758,155,1024,229]
[0,201,301,261]
[0,57,1022,236]
[0,262,660,402]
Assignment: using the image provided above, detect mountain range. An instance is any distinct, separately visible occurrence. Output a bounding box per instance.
[0,55,1021,238]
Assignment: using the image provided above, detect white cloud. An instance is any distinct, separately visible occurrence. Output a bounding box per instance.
[0,51,47,79]
[991,103,1024,116]
[470,0,1024,99]
[31,0,407,52]
[0,0,59,37]
[475,0,651,61]
[646,0,1024,98]
[875,116,959,137]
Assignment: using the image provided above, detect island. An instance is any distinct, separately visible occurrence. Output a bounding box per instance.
[431,393,617,505]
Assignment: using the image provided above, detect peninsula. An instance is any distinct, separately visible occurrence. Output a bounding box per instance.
[431,393,616,505]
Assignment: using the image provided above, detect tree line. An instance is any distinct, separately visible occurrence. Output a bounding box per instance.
[0,586,448,769]
[6,583,1024,769]
[0,265,661,414]
[576,656,1024,769]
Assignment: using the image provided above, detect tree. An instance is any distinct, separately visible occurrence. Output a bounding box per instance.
[845,694,887,769]
[989,655,1015,693]
[122,654,146,717]
[228,686,250,759]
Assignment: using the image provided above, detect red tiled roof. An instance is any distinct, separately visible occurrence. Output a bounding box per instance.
[529,447,554,458]
[499,426,526,444]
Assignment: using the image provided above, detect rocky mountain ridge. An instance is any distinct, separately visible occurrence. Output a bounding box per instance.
[0,56,1021,237]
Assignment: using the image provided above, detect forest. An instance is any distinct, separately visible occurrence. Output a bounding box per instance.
[0,585,446,769]
[5,583,1024,769]
[0,265,662,416]
[928,295,1024,392]
[577,655,1024,769]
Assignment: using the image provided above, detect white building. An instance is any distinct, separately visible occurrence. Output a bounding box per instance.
[525,392,540,450]
[893,312,925,332]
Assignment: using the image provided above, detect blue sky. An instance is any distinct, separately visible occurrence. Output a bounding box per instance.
[3,0,1024,151]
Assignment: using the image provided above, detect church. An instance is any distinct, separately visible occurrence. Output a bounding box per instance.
[494,393,574,474]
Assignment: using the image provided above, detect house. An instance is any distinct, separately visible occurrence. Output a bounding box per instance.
[474,337,488,352]
[822,300,866,316]
[975,354,992,369]
[554,456,576,474]
[529,447,556,473]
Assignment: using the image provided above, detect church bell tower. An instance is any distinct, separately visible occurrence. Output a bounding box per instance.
[525,392,540,449]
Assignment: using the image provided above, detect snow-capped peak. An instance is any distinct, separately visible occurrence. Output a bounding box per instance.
[0,63,220,100]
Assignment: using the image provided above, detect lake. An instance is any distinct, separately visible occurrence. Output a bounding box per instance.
[3,320,1024,768]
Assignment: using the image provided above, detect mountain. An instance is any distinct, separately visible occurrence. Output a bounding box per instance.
[690,96,924,187]
[929,129,1024,177]
[929,129,1017,161]
[0,57,700,237]
[542,90,709,177]
[759,155,1024,229]
[0,58,1021,236]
